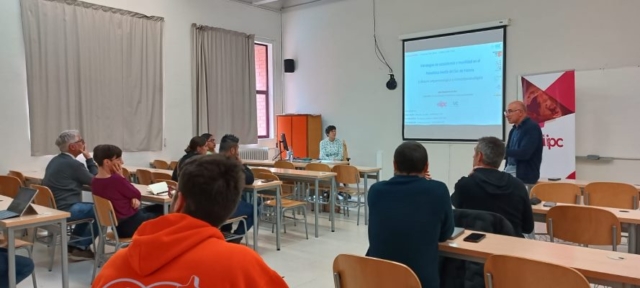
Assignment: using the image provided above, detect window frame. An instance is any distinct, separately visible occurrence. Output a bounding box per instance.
[255,42,270,139]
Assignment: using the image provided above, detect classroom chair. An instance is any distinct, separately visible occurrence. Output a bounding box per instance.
[7,171,27,187]
[332,254,421,288]
[546,205,621,251]
[584,182,638,210]
[0,175,22,198]
[136,169,153,185]
[274,160,295,169]
[151,172,171,183]
[332,165,364,225]
[92,195,132,281]
[220,217,249,246]
[530,182,581,204]
[259,173,308,240]
[0,236,37,287]
[484,255,590,288]
[152,159,170,170]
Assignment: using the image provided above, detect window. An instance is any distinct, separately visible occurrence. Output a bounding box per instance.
[255,43,270,138]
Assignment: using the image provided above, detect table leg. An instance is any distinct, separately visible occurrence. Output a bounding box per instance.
[61,218,69,288]
[314,179,319,238]
[276,185,281,251]
[253,188,258,250]
[163,203,169,214]
[7,228,15,288]
[630,224,639,255]
[331,177,336,232]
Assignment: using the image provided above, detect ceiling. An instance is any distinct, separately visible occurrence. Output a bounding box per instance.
[230,0,325,11]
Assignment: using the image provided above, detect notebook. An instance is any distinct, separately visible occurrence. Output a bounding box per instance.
[147,182,169,195]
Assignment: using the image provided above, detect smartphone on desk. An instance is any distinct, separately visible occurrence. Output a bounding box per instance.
[463,233,486,243]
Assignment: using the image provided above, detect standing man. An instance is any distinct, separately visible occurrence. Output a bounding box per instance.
[504,101,543,185]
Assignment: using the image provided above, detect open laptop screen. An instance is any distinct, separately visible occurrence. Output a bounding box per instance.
[7,187,37,214]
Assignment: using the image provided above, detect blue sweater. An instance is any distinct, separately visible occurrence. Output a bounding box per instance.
[366,175,454,288]
[506,117,543,184]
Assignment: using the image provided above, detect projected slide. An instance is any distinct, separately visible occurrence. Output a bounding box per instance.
[403,27,506,141]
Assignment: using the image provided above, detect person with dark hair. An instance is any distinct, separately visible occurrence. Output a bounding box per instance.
[171,136,208,181]
[451,137,534,236]
[93,155,288,287]
[319,125,344,161]
[366,141,454,288]
[201,133,216,154]
[91,144,164,238]
[218,134,255,243]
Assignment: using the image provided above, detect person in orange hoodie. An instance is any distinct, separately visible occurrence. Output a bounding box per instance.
[92,154,288,288]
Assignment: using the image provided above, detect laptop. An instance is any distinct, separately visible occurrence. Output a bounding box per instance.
[0,187,38,220]
[449,227,465,240]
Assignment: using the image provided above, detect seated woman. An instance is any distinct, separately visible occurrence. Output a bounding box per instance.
[200,133,216,155]
[319,125,345,161]
[171,136,208,181]
[91,144,164,238]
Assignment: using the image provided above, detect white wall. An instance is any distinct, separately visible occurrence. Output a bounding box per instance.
[0,0,282,173]
[282,0,640,189]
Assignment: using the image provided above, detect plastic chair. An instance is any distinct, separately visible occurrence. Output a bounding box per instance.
[584,182,638,210]
[547,205,621,251]
[333,254,421,288]
[0,175,22,198]
[152,160,170,170]
[484,254,590,288]
[530,183,581,204]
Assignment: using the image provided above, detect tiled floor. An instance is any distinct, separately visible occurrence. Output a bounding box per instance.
[16,212,628,287]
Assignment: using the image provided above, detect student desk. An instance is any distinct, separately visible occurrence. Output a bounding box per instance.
[537,179,640,191]
[245,180,283,251]
[0,195,71,288]
[440,230,640,287]
[251,167,338,238]
[244,160,382,225]
[532,203,640,255]
[132,184,172,214]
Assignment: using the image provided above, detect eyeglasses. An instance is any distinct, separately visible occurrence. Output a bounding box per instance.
[504,109,522,115]
[73,139,85,144]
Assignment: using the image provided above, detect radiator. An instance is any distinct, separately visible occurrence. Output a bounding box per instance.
[239,147,269,160]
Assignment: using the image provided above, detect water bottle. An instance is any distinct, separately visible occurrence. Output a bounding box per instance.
[287,150,294,161]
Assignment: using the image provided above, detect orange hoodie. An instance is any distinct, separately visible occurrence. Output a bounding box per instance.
[93,213,289,288]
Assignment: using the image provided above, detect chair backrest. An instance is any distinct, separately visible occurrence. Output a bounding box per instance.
[136,169,153,185]
[332,165,360,185]
[151,172,172,183]
[163,180,178,190]
[306,163,331,172]
[342,140,349,161]
[30,184,57,209]
[121,167,131,182]
[7,171,26,187]
[0,175,22,198]
[258,173,280,181]
[546,205,621,246]
[274,161,295,169]
[251,168,273,178]
[168,161,179,170]
[153,160,170,170]
[530,183,580,204]
[484,255,590,288]
[333,254,421,288]
[584,182,638,209]
[92,194,119,227]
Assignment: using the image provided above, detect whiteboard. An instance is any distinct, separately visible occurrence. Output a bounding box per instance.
[575,66,640,158]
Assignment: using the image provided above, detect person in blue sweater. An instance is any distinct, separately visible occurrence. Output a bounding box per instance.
[366,141,454,288]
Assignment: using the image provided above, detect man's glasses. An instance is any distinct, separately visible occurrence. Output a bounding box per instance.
[504,109,522,115]
[73,139,85,144]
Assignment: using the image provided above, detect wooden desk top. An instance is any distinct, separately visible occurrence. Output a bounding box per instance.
[246,179,283,190]
[0,195,69,228]
[133,184,172,204]
[21,171,44,182]
[538,178,640,190]
[531,203,640,225]
[440,230,640,285]
[125,166,172,175]
[250,167,337,179]
[243,160,381,173]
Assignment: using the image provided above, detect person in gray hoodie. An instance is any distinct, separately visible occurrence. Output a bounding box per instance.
[451,136,534,236]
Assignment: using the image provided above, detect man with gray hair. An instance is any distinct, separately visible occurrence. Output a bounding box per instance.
[42,130,99,260]
[451,136,534,237]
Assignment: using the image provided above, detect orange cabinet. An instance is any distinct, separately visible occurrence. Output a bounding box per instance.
[276,114,322,159]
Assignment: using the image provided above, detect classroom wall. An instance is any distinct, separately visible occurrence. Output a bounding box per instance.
[0,0,282,173]
[282,0,640,188]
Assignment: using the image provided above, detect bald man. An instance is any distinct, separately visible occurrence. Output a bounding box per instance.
[503,101,543,185]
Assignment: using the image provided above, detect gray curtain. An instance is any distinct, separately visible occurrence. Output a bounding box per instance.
[192,24,257,144]
[20,0,164,156]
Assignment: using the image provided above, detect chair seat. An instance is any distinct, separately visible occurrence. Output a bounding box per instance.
[338,186,362,196]
[0,236,33,249]
[106,231,132,242]
[265,199,306,208]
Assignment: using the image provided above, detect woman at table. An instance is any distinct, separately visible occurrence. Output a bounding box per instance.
[319,125,344,161]
[91,144,163,238]
[171,136,208,181]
